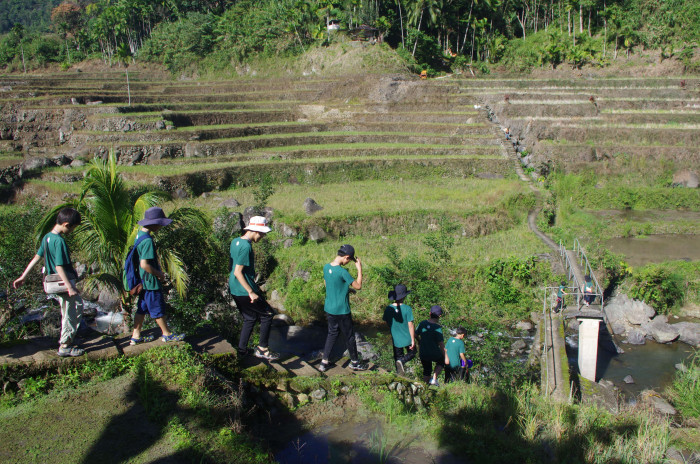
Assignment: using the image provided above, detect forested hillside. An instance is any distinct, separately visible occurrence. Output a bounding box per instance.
[0,0,698,74]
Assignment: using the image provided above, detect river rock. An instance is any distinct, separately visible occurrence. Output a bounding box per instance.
[641,390,677,415]
[625,328,646,345]
[674,363,688,372]
[310,388,327,401]
[74,262,88,280]
[515,321,533,331]
[173,188,189,199]
[672,170,699,188]
[70,159,86,168]
[623,375,635,384]
[510,339,527,351]
[568,318,580,331]
[97,288,121,310]
[303,198,323,215]
[641,316,680,344]
[296,393,309,404]
[670,322,700,347]
[283,239,294,248]
[278,222,297,238]
[280,392,296,408]
[395,382,405,394]
[307,226,327,242]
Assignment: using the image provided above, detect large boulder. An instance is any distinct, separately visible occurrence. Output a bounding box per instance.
[308,226,327,242]
[303,198,323,215]
[641,316,680,344]
[213,210,243,240]
[670,322,700,347]
[278,222,297,238]
[604,294,630,325]
[641,390,677,416]
[20,157,54,177]
[625,300,653,325]
[97,288,121,311]
[672,170,699,188]
[220,198,240,208]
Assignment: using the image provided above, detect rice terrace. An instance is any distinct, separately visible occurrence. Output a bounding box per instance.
[0,0,699,463]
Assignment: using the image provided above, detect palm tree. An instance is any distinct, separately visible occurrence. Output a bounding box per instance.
[116,43,132,106]
[36,153,207,310]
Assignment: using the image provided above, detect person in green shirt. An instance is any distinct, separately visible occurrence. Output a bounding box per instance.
[318,244,368,372]
[14,208,85,357]
[555,281,567,313]
[416,305,446,386]
[382,284,415,375]
[229,215,279,361]
[130,207,184,345]
[445,327,468,383]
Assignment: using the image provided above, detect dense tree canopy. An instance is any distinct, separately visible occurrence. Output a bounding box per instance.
[0,0,697,72]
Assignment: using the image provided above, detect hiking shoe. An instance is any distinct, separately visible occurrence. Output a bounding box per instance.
[129,335,155,346]
[57,346,84,357]
[395,359,405,375]
[349,361,368,371]
[162,333,185,343]
[429,378,440,387]
[317,362,330,373]
[254,347,280,361]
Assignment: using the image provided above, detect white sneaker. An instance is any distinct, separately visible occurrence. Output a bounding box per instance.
[429,378,440,387]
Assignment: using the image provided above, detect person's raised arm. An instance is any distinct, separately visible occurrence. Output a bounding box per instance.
[350,257,362,290]
[13,254,42,289]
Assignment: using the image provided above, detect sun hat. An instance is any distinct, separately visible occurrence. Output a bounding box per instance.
[388,284,410,301]
[338,244,356,261]
[244,216,271,233]
[430,305,443,317]
[138,207,172,227]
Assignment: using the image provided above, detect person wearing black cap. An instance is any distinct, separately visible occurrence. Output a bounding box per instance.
[416,305,446,386]
[382,284,415,375]
[130,207,184,345]
[318,244,368,372]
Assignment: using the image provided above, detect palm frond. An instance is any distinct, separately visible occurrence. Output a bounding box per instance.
[167,207,210,231]
[81,272,123,296]
[159,248,190,299]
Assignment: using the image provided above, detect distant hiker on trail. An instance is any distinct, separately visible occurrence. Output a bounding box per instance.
[583,275,594,306]
[445,327,469,383]
[230,216,279,361]
[318,244,368,372]
[130,207,184,346]
[416,305,446,386]
[382,284,416,375]
[555,281,567,313]
[14,207,85,357]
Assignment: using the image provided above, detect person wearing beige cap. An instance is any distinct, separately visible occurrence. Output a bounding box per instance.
[229,216,279,361]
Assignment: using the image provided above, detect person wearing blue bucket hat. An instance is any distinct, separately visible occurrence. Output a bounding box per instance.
[130,207,184,346]
[382,284,415,375]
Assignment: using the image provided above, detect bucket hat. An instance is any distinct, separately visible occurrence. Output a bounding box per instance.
[138,207,172,227]
[388,284,410,301]
[338,244,356,261]
[244,216,271,233]
[430,305,443,317]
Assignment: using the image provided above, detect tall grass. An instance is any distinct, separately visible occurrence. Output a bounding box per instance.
[666,355,700,419]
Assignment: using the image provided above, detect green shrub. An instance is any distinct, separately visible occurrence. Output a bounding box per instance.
[626,264,684,313]
[667,355,700,419]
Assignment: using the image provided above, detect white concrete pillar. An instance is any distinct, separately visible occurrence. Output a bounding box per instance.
[578,318,601,382]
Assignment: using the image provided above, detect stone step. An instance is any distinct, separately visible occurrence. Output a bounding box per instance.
[279,356,321,377]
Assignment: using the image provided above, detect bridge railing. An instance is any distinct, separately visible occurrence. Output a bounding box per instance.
[573,238,605,308]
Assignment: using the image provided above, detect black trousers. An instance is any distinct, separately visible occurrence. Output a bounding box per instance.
[421,357,444,378]
[445,365,468,383]
[232,295,274,352]
[392,342,416,363]
[323,313,358,362]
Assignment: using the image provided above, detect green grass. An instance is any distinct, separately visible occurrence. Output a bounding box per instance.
[251,143,497,153]
[227,178,526,218]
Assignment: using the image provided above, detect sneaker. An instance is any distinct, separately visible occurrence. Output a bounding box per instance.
[395,359,405,375]
[429,378,440,387]
[236,347,249,357]
[57,346,84,357]
[317,362,330,373]
[162,333,185,343]
[349,361,368,371]
[254,347,280,361]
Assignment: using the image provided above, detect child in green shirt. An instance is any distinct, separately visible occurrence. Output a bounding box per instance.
[445,327,468,383]
[14,208,85,357]
[416,305,445,386]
